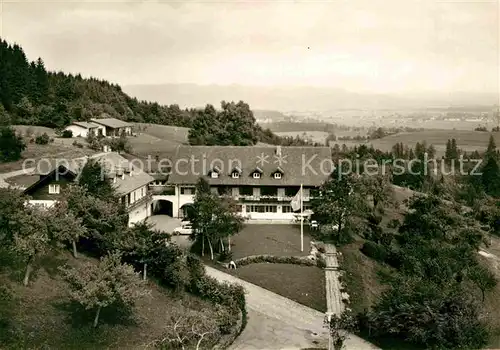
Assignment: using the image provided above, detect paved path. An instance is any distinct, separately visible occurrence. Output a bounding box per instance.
[324,244,344,315]
[0,167,35,188]
[205,266,377,350]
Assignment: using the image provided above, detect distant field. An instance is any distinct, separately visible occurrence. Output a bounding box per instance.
[129,123,189,157]
[331,129,499,157]
[274,131,329,144]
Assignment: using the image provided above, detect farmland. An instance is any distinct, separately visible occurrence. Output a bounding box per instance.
[332,129,500,157]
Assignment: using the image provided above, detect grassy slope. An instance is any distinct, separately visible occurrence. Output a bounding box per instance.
[1,251,219,349]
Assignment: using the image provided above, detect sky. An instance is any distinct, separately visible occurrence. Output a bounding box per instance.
[0,0,498,94]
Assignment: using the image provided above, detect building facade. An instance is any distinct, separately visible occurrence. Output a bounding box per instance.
[23,152,154,227]
[64,121,105,138]
[151,145,332,222]
[90,117,132,137]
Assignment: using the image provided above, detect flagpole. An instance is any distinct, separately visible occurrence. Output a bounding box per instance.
[300,183,304,252]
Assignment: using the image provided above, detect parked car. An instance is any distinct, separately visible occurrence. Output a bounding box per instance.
[173,222,193,236]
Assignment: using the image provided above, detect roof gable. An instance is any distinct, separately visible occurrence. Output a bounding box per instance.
[90,118,132,129]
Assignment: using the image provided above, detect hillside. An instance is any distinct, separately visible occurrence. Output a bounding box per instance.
[0,251,222,349]
[0,38,194,130]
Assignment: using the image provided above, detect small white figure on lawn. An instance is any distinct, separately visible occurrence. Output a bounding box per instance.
[229,260,236,269]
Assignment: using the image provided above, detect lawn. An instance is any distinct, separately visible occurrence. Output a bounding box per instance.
[337,240,386,314]
[227,263,327,312]
[133,123,189,144]
[230,224,313,259]
[0,251,223,349]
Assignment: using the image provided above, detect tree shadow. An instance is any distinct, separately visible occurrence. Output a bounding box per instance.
[52,300,138,329]
[39,253,68,279]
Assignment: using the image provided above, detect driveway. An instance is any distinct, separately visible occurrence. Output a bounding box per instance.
[146,215,192,250]
[205,266,378,350]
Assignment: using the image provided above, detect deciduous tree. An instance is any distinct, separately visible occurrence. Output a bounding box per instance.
[59,252,148,328]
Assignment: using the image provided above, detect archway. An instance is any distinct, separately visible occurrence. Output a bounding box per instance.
[179,203,194,219]
[151,199,173,217]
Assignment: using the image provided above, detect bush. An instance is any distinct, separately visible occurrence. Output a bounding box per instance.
[72,140,83,148]
[234,254,316,267]
[387,219,400,229]
[360,241,388,262]
[218,250,233,262]
[62,130,73,138]
[35,132,50,145]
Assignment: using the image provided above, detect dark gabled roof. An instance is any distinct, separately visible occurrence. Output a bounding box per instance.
[231,166,242,174]
[274,166,285,174]
[27,152,154,196]
[167,146,332,186]
[72,121,100,129]
[90,117,132,129]
[252,167,263,174]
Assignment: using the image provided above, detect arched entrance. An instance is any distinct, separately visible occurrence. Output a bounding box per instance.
[179,203,194,219]
[151,199,173,217]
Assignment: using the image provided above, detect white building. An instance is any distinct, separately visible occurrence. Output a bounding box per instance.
[64,121,105,138]
[22,152,154,227]
[150,145,332,222]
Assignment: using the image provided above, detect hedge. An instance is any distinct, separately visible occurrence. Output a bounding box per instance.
[234,254,317,267]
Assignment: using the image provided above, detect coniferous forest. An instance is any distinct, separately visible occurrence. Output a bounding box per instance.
[0,38,196,129]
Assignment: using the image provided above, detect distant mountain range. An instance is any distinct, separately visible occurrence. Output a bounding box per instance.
[123,83,498,112]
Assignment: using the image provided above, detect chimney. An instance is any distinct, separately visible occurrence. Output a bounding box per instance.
[276,146,281,157]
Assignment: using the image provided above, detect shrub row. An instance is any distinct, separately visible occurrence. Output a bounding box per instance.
[234,254,317,268]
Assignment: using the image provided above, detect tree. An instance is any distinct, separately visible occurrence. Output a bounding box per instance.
[368,276,489,349]
[48,201,88,258]
[0,126,26,162]
[468,263,497,302]
[188,178,245,259]
[188,101,259,146]
[121,221,167,280]
[106,133,132,153]
[324,310,357,350]
[311,167,368,245]
[78,159,116,200]
[65,185,128,254]
[11,207,51,286]
[360,173,393,211]
[59,252,148,328]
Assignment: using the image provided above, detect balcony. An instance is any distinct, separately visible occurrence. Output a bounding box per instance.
[224,194,311,202]
[124,192,152,210]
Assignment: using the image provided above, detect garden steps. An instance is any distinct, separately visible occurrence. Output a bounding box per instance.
[323,244,344,315]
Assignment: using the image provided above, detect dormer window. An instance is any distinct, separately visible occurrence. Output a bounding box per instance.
[273,167,284,179]
[252,167,263,179]
[210,165,221,178]
[231,166,242,179]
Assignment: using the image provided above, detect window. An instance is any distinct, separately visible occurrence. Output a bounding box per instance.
[181,187,194,195]
[48,184,60,194]
[235,205,243,212]
[211,171,219,178]
[285,187,299,196]
[141,187,144,197]
[247,205,276,213]
[274,173,282,179]
[261,187,278,196]
[253,172,261,179]
[239,187,253,196]
[232,172,240,179]
[282,205,293,213]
